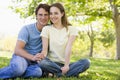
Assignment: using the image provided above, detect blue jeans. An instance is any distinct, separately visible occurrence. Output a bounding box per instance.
[38,58,90,77]
[0,54,42,79]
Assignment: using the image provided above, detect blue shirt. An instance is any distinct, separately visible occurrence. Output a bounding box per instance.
[18,23,42,55]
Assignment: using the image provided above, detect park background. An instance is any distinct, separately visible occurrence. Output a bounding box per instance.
[0,0,120,80]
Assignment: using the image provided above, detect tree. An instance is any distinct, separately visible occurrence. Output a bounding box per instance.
[109,0,120,59]
[87,24,94,57]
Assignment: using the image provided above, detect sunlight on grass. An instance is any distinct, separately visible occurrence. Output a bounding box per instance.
[0,51,13,58]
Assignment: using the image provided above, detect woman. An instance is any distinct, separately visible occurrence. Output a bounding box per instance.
[39,3,90,77]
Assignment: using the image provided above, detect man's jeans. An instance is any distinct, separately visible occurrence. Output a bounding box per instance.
[38,58,90,77]
[0,54,42,79]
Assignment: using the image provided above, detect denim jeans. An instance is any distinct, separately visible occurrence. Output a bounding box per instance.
[38,58,90,77]
[0,54,42,79]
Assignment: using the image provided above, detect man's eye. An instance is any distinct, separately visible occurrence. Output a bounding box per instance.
[39,14,43,16]
[44,14,48,16]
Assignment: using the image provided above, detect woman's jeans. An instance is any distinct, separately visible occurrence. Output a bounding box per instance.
[38,58,90,77]
[0,54,42,79]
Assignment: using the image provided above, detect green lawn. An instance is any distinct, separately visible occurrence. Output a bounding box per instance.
[0,51,120,80]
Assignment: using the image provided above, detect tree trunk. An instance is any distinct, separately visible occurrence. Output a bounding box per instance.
[87,24,94,57]
[89,39,94,57]
[114,15,120,60]
[109,0,120,60]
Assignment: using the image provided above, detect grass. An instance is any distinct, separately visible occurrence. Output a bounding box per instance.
[0,51,120,80]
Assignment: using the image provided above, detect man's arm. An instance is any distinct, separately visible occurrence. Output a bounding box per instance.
[14,40,41,61]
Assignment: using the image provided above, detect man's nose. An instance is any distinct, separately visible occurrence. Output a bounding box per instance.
[41,15,45,18]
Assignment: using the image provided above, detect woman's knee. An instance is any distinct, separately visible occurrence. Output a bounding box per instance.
[38,58,51,66]
[82,59,91,68]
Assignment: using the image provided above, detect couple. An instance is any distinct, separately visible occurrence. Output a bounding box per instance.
[0,3,90,79]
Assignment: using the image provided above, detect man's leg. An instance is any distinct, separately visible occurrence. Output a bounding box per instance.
[38,58,62,77]
[23,64,42,78]
[65,59,90,77]
[0,54,28,79]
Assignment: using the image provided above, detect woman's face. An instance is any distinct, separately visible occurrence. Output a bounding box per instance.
[50,6,64,24]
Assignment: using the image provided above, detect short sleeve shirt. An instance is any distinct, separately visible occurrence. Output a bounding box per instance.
[40,25,78,63]
[18,23,42,55]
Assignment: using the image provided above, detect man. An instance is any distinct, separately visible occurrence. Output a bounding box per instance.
[0,3,50,79]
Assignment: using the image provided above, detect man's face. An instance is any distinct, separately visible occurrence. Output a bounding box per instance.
[36,8,49,26]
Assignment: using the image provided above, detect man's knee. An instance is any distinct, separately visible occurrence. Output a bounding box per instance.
[24,66,42,78]
[32,68,42,77]
[11,64,25,76]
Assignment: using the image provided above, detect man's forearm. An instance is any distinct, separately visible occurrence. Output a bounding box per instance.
[14,48,34,61]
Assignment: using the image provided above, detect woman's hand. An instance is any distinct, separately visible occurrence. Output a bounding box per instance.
[32,53,45,61]
[61,65,69,75]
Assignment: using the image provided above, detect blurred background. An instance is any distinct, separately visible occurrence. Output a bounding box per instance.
[0,0,119,60]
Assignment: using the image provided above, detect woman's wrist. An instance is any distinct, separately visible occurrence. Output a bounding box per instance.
[41,50,47,56]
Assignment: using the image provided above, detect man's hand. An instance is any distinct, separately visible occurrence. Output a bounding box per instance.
[61,65,69,75]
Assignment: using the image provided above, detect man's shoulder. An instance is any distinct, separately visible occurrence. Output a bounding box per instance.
[21,23,35,30]
[25,23,35,28]
[19,23,35,32]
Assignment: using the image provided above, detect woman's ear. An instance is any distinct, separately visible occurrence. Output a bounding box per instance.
[62,12,64,17]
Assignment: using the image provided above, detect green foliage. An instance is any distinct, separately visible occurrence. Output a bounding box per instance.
[113,0,120,6]
[99,18,115,47]
[9,0,114,18]
[72,33,89,57]
[99,29,115,47]
[10,0,42,18]
[84,1,111,18]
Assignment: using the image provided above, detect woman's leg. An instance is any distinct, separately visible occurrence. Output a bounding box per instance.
[66,59,90,77]
[38,58,62,77]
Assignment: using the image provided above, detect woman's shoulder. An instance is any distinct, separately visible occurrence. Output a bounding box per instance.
[68,26,79,30]
[43,25,52,29]
[42,25,53,32]
[68,26,79,35]
[68,26,75,30]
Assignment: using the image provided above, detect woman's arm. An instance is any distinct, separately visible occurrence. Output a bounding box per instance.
[41,37,49,57]
[61,35,76,74]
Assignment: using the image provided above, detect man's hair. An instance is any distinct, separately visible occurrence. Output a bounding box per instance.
[35,3,50,15]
